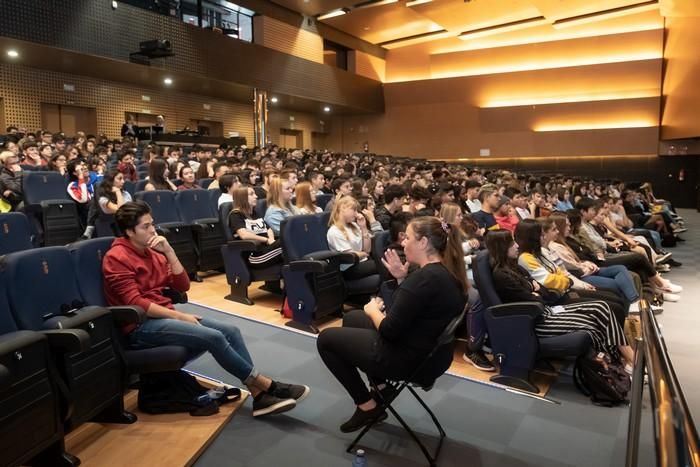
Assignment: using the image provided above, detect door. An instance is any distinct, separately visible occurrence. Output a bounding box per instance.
[280,128,303,149]
[41,103,97,135]
[311,131,327,151]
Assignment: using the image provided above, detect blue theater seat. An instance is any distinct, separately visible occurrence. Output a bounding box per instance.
[22,171,80,246]
[175,189,225,271]
[472,250,592,393]
[0,212,33,255]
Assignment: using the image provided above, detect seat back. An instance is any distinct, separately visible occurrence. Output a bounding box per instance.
[209,188,222,215]
[135,180,149,192]
[315,193,332,210]
[135,190,182,225]
[255,198,268,218]
[198,177,214,189]
[281,213,328,261]
[472,250,503,308]
[175,189,216,223]
[371,230,391,281]
[23,172,69,205]
[0,279,19,335]
[219,202,234,241]
[0,213,33,255]
[1,247,83,331]
[68,237,115,307]
[123,180,136,197]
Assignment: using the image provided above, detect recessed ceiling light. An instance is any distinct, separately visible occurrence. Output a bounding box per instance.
[323,106,331,112]
[271,97,278,103]
[163,77,173,85]
[7,50,19,58]
[317,8,348,20]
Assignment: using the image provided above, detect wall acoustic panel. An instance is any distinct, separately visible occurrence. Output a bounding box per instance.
[254,16,323,64]
[0,63,330,147]
[351,51,386,83]
[0,0,383,113]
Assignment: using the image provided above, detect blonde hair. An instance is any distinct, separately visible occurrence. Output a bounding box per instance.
[294,181,316,213]
[329,196,360,240]
[267,177,292,210]
[439,202,466,240]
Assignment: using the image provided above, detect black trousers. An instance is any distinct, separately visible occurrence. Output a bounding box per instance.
[602,252,656,283]
[317,310,413,405]
[342,258,378,281]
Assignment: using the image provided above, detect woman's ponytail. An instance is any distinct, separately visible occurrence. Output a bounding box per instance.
[443,221,469,294]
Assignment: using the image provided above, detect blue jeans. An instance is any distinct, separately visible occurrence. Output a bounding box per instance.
[582,265,639,303]
[129,316,259,384]
[629,228,661,250]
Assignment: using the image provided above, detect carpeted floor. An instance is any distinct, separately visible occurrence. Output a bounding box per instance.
[177,208,700,467]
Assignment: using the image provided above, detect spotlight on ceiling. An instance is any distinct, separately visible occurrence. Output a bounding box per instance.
[323,106,331,112]
[271,97,279,103]
[163,77,173,85]
[7,50,19,58]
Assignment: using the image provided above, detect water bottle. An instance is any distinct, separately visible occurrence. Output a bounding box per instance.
[352,449,368,467]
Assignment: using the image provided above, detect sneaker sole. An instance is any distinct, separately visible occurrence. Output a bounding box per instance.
[462,353,496,372]
[295,385,311,404]
[340,411,388,433]
[253,398,296,417]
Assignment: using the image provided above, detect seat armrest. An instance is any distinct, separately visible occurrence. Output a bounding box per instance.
[226,240,258,252]
[192,218,220,226]
[303,250,357,265]
[108,306,146,325]
[487,302,544,319]
[43,329,91,353]
[0,364,9,392]
[288,259,328,273]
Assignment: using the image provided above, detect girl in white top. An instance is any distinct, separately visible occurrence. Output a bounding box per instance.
[295,181,322,214]
[326,197,376,279]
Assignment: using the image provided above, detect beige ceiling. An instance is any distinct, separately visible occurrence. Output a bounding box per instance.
[269,0,675,49]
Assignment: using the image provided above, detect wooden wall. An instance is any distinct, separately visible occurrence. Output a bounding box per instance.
[327,28,664,159]
[0,62,328,143]
[253,16,324,64]
[661,16,700,140]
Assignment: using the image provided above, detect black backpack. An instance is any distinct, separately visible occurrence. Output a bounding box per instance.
[138,370,240,416]
[574,351,631,407]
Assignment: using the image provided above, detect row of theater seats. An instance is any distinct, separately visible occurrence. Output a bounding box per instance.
[0,238,197,466]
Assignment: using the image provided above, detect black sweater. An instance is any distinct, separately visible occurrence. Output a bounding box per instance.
[378,263,466,365]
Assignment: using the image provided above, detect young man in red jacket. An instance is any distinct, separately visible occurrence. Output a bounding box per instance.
[103,201,310,417]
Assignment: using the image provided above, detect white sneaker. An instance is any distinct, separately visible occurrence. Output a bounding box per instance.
[662,281,683,293]
[663,292,681,302]
[629,301,640,314]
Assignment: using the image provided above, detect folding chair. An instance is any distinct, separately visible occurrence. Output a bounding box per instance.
[346,306,467,467]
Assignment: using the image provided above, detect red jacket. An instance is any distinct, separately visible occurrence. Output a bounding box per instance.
[103,237,190,333]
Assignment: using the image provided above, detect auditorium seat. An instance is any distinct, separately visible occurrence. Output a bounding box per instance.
[472,250,592,393]
[0,247,136,432]
[67,237,200,378]
[198,177,214,189]
[175,189,225,271]
[316,193,333,210]
[22,171,80,246]
[0,280,79,467]
[0,212,34,255]
[134,190,198,277]
[281,213,380,333]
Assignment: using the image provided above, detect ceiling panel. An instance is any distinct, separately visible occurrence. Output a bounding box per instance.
[270,0,350,17]
[530,0,659,20]
[410,0,543,34]
[321,3,444,44]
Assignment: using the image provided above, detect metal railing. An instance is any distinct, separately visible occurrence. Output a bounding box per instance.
[626,299,700,467]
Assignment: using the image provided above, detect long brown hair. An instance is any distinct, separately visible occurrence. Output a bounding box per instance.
[232,186,253,218]
[439,202,466,240]
[409,216,469,293]
[295,181,317,213]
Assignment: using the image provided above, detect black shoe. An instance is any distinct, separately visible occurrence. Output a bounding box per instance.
[252,392,296,417]
[269,381,310,403]
[463,351,496,372]
[340,406,388,433]
[370,384,395,403]
[668,258,683,267]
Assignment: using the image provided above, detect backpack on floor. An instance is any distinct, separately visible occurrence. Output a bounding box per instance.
[573,351,631,407]
[138,370,240,416]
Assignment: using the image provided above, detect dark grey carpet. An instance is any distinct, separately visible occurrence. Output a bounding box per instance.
[176,209,700,467]
[178,303,659,467]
